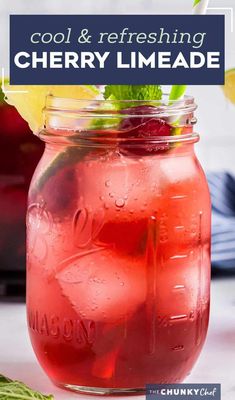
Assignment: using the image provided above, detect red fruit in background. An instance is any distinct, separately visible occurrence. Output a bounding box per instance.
[0,101,44,277]
[119,106,172,155]
[0,103,44,181]
[0,180,28,269]
[0,104,30,142]
[0,186,27,224]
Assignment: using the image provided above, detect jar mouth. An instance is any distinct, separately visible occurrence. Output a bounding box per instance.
[44,94,196,119]
[42,94,198,146]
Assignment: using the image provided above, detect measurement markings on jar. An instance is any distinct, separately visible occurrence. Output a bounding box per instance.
[170,194,188,200]
[196,211,203,346]
[146,216,158,355]
[169,314,188,321]
[172,284,185,291]
[174,225,185,231]
[169,254,188,260]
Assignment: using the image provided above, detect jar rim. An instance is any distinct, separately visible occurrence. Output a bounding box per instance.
[44,94,197,118]
[41,94,198,146]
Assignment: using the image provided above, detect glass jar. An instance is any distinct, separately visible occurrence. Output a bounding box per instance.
[26,96,211,395]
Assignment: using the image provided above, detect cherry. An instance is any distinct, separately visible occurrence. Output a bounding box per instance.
[118,106,172,155]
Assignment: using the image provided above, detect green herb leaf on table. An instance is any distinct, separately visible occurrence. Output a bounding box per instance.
[0,374,54,399]
[0,375,12,384]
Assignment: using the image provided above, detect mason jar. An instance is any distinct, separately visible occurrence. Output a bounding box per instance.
[26,96,211,395]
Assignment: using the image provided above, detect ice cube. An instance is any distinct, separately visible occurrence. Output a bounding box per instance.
[56,249,146,323]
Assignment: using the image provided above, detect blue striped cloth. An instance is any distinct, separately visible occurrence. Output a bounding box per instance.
[207,172,235,272]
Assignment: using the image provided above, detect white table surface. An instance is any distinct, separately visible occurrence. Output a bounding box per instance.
[0,278,235,400]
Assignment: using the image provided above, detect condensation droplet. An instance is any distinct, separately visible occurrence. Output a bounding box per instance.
[172,345,184,351]
[189,311,195,320]
[109,192,114,198]
[115,198,125,208]
[105,180,111,187]
[173,284,185,291]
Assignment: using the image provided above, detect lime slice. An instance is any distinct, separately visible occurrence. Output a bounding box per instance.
[36,146,82,192]
[3,84,99,132]
[222,69,235,105]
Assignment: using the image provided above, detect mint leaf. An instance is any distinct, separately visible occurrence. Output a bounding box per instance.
[169,85,187,102]
[104,85,162,102]
[193,0,201,6]
[0,375,12,384]
[0,374,54,399]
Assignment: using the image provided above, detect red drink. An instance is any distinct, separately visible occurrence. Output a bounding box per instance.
[27,97,211,394]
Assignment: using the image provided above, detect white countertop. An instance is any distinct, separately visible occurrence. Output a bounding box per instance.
[0,278,235,400]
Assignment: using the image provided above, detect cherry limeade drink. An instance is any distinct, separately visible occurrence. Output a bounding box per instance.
[27,98,211,394]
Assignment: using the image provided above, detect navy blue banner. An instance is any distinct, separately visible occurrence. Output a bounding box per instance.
[10,15,225,85]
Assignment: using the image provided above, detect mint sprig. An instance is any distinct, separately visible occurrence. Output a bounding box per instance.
[91,85,162,129]
[91,84,187,131]
[104,85,162,102]
[104,84,187,104]
[0,374,54,400]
